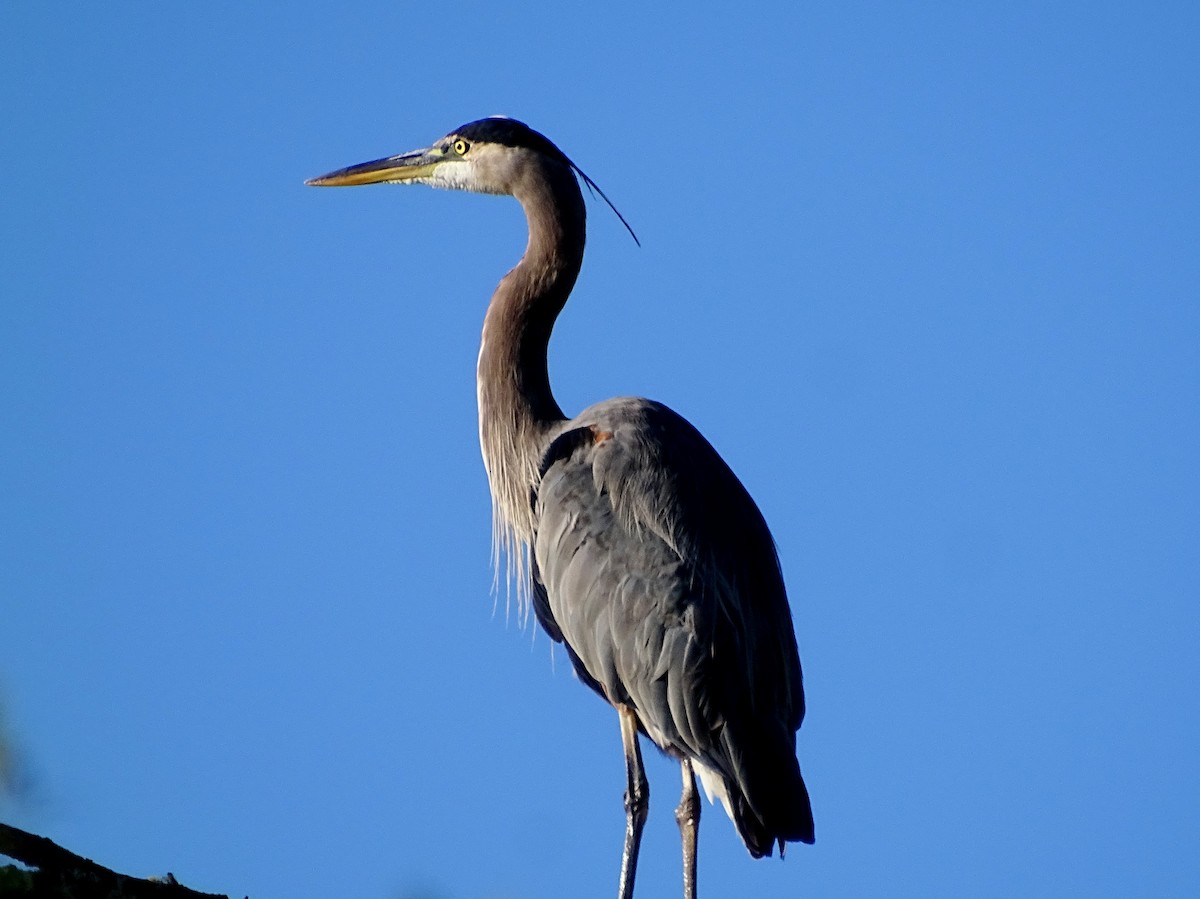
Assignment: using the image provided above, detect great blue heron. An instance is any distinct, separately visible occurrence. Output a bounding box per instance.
[307,117,814,898]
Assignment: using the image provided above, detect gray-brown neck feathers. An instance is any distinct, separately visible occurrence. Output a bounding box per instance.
[476,155,586,615]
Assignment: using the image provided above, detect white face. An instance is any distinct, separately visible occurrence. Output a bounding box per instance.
[426,139,527,196]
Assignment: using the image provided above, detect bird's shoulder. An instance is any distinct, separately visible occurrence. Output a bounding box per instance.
[536,396,768,566]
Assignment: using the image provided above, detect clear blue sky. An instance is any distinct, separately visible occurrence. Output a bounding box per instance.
[2,3,1197,897]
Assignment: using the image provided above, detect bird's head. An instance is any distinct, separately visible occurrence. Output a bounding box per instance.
[306,116,637,243]
[305,117,559,195]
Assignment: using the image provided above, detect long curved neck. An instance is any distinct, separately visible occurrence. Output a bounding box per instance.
[478,157,586,566]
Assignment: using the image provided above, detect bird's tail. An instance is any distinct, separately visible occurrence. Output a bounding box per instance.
[705,726,814,857]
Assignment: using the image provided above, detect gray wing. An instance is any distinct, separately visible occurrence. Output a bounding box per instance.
[531,397,813,854]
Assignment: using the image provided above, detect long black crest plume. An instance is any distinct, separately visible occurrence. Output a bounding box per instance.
[572,162,641,248]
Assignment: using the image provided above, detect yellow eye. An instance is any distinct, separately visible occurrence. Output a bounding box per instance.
[452,139,470,156]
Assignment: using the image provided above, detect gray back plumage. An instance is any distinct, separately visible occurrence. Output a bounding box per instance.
[532,397,813,854]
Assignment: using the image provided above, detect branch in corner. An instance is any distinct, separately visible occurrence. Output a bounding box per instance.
[0,822,235,899]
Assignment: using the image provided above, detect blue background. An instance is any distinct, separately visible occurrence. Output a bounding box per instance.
[2,3,1197,897]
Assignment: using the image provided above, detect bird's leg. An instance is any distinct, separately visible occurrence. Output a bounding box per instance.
[617,704,649,899]
[676,759,700,899]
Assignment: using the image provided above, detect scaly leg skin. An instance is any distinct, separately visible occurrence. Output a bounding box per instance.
[617,705,649,899]
[676,759,700,899]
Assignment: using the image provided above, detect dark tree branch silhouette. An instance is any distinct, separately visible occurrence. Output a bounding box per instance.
[0,822,232,899]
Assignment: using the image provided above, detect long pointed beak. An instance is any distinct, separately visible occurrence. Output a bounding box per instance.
[305,147,443,187]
